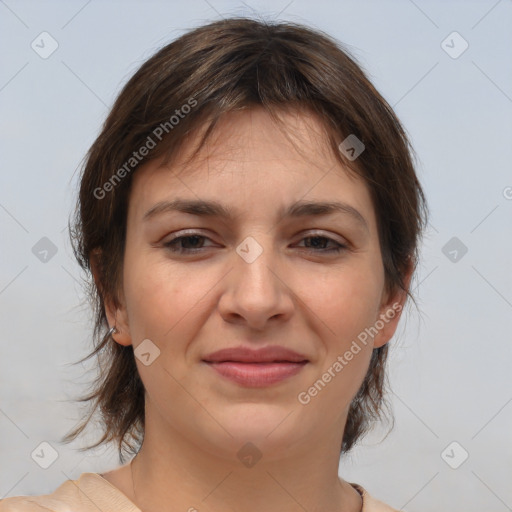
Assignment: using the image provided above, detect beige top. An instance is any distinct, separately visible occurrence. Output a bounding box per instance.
[0,473,400,511]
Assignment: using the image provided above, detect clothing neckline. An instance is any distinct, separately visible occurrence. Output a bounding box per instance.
[82,472,142,511]
[83,472,367,511]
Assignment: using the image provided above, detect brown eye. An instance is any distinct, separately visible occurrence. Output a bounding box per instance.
[297,235,347,254]
[164,234,214,254]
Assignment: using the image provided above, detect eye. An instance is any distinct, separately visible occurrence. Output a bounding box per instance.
[162,231,348,255]
[296,234,348,254]
[163,233,214,254]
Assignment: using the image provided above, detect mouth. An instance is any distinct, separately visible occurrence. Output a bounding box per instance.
[202,359,308,387]
[202,345,309,364]
[202,345,309,387]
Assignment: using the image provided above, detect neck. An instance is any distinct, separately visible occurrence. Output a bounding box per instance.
[129,404,362,512]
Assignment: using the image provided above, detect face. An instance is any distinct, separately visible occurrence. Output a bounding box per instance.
[105,107,407,462]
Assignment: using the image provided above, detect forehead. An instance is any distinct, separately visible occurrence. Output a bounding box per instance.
[127,108,377,232]
[186,108,333,166]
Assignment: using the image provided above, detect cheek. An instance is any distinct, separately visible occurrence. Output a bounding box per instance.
[300,265,383,400]
[310,265,383,346]
[123,252,220,347]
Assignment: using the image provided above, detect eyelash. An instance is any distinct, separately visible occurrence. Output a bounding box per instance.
[163,232,348,255]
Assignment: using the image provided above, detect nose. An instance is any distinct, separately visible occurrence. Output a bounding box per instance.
[217,237,294,330]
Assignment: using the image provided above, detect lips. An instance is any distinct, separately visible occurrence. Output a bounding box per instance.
[202,346,309,387]
[202,345,309,364]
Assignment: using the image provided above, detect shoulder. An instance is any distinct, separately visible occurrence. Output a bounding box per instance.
[0,496,42,511]
[0,496,52,511]
[0,473,140,512]
[0,476,83,512]
[351,483,403,512]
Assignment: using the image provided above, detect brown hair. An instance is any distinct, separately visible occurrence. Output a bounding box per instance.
[64,16,428,463]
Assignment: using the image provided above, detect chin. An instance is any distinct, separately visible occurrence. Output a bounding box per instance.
[212,406,306,449]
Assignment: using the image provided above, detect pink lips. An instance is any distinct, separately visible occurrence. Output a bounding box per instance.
[202,346,309,387]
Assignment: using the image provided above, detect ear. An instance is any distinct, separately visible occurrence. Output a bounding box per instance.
[90,249,133,347]
[372,260,414,349]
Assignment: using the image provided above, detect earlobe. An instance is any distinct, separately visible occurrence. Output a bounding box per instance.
[372,261,413,349]
[372,289,407,349]
[109,327,133,347]
[105,311,132,346]
[103,292,132,347]
[90,249,133,347]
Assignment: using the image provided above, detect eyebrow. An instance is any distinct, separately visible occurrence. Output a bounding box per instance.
[143,198,369,232]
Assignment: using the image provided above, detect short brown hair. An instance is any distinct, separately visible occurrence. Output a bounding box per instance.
[64,16,428,463]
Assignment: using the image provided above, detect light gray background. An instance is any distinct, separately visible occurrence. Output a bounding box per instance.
[1,1,511,510]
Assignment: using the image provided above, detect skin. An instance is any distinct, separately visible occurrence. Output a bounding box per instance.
[97,107,411,512]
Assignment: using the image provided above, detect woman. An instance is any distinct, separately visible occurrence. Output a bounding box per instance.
[0,16,427,512]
